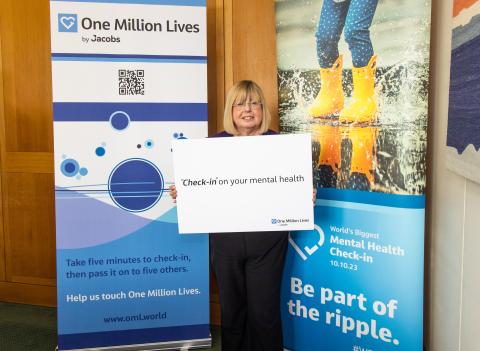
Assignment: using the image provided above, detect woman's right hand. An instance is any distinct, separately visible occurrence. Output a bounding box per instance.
[169,185,177,203]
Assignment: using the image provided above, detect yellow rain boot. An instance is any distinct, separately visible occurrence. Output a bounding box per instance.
[345,126,377,189]
[317,124,341,173]
[339,55,377,124]
[312,124,341,187]
[308,56,344,118]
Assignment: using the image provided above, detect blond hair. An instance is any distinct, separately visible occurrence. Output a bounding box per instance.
[223,80,271,135]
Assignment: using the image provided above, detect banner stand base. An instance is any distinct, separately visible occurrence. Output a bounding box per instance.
[58,337,212,351]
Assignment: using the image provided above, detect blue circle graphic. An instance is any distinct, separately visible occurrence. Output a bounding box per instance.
[108,158,164,212]
[95,147,106,156]
[109,111,130,131]
[79,168,88,176]
[61,159,80,177]
[65,162,76,173]
[145,139,154,148]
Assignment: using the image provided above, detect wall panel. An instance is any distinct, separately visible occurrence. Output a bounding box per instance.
[427,1,462,350]
[0,31,7,282]
[231,0,278,129]
[0,281,56,306]
[0,0,53,153]
[0,0,56,304]
[4,172,55,285]
[460,180,480,351]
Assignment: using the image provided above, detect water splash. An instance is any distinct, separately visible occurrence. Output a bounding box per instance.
[278,50,430,195]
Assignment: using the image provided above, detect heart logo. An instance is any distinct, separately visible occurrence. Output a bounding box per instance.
[60,16,76,30]
[289,224,325,261]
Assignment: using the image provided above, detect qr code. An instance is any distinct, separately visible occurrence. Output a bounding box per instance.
[118,69,145,95]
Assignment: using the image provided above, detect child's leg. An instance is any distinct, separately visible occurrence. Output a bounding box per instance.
[343,0,379,68]
[315,0,350,68]
[309,0,350,117]
[339,0,379,124]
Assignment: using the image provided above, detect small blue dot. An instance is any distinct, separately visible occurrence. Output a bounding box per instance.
[145,139,154,149]
[79,168,88,176]
[96,147,106,156]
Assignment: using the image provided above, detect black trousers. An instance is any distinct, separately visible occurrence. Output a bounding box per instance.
[210,231,288,351]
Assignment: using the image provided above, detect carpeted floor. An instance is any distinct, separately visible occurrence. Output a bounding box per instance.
[0,302,221,351]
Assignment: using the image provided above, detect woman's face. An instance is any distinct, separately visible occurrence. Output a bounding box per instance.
[232,95,263,135]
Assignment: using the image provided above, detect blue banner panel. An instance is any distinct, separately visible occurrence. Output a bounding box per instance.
[59,325,210,349]
[53,102,208,122]
[282,190,424,351]
[52,53,207,63]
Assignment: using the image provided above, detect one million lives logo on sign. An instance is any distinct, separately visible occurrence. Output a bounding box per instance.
[56,12,201,43]
[58,13,78,32]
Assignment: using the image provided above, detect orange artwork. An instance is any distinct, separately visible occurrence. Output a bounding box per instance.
[453,0,478,17]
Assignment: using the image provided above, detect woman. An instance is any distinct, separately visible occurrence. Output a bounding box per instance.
[170,80,287,350]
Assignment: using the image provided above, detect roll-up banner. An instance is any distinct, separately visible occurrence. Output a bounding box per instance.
[276,1,431,350]
[50,1,209,350]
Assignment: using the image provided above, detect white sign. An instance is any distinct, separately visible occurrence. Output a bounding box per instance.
[172,133,314,233]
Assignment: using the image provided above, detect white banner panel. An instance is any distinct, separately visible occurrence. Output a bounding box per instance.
[51,0,210,350]
[172,134,314,233]
[52,61,207,102]
[50,1,206,56]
